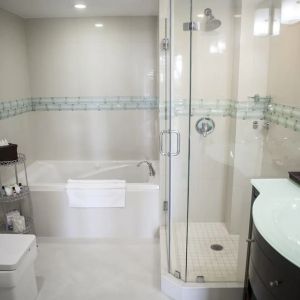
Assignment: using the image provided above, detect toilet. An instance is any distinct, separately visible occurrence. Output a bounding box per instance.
[0,234,38,300]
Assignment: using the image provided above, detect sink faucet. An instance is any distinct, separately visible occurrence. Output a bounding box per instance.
[137,160,156,176]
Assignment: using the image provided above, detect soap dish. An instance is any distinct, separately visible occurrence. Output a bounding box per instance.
[289,172,300,185]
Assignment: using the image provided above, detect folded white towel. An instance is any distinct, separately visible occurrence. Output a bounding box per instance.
[67,179,125,189]
[67,179,126,208]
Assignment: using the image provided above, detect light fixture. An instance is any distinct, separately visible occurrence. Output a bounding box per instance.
[253,1,280,37]
[95,23,104,28]
[197,14,204,18]
[281,0,300,24]
[74,3,86,9]
[209,40,226,54]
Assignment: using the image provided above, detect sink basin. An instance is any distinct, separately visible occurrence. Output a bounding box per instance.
[274,198,300,245]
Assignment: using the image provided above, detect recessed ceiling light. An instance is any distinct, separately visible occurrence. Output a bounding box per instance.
[197,14,204,18]
[95,23,104,28]
[74,3,86,9]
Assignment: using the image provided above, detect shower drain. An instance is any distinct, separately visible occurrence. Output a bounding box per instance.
[210,244,224,251]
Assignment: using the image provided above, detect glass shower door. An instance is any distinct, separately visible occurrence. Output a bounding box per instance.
[166,0,243,283]
[166,0,192,281]
[186,0,241,283]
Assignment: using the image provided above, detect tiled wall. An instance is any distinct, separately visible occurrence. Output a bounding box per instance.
[0,9,33,162]
[0,15,160,161]
[26,17,157,98]
[262,21,300,178]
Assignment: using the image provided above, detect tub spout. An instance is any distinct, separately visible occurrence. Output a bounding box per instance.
[137,160,155,177]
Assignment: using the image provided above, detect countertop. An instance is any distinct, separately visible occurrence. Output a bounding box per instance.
[251,178,300,268]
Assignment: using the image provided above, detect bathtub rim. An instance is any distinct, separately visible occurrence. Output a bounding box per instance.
[29,183,159,192]
[21,159,159,192]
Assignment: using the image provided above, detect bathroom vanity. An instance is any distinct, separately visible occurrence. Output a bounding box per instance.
[245,179,300,300]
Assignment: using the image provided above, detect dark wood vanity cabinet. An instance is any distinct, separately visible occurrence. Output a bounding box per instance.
[244,187,300,300]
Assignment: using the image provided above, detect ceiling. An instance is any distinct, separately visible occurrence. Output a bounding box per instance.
[0,0,159,18]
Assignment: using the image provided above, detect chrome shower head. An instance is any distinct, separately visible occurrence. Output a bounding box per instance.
[203,8,222,31]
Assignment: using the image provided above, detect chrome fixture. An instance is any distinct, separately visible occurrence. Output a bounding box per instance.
[174,270,181,279]
[203,8,222,31]
[159,130,181,156]
[253,121,259,129]
[183,21,201,31]
[183,8,221,32]
[196,276,205,283]
[263,121,270,130]
[162,38,169,50]
[137,160,155,177]
[195,117,215,137]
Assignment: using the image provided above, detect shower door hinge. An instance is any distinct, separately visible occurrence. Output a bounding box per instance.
[163,201,168,212]
[162,38,169,50]
[183,21,200,31]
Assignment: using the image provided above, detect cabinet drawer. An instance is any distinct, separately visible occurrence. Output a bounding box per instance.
[251,227,300,299]
[249,262,274,300]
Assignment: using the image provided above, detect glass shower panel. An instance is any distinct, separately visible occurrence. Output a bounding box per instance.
[167,0,192,280]
[186,0,242,283]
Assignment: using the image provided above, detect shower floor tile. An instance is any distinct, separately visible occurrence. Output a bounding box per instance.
[171,222,239,282]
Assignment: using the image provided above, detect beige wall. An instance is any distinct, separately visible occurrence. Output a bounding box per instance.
[30,110,159,160]
[267,23,300,107]
[26,17,157,98]
[0,9,33,162]
[0,9,31,100]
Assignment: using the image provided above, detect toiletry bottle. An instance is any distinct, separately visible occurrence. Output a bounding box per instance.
[1,186,5,197]
[4,186,13,196]
[14,184,21,194]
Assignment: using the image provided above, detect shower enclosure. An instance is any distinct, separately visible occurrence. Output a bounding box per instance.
[159,0,277,289]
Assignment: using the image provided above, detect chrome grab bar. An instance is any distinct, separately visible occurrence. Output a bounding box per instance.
[160,130,180,157]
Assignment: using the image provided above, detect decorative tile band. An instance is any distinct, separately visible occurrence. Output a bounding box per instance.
[0,98,33,120]
[265,102,300,131]
[1,96,299,132]
[32,97,158,112]
[0,97,158,120]
[160,96,271,120]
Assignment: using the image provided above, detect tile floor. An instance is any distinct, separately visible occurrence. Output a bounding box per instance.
[171,222,239,282]
[35,238,170,300]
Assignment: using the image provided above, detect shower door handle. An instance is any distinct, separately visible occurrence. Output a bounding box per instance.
[160,130,181,157]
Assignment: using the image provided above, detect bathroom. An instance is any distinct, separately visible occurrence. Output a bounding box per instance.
[0,0,299,299]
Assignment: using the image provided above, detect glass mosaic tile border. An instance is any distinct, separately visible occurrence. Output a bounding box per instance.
[160,96,271,120]
[31,97,158,111]
[0,98,33,120]
[265,102,300,131]
[0,97,158,120]
[0,96,299,132]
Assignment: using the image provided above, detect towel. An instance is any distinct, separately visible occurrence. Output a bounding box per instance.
[67,179,126,208]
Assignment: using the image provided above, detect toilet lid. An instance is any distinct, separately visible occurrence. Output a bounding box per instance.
[0,234,36,271]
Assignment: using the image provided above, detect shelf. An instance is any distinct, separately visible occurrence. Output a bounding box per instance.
[0,186,30,203]
[0,153,26,167]
[0,217,33,234]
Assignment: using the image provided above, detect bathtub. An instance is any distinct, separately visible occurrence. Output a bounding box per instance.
[19,161,160,239]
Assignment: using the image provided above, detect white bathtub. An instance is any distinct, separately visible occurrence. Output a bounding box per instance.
[20,161,160,239]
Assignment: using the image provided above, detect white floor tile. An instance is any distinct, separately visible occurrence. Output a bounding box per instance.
[170,222,239,282]
[35,239,170,300]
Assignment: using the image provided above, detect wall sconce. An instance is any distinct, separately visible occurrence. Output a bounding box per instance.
[281,0,300,24]
[254,1,281,36]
